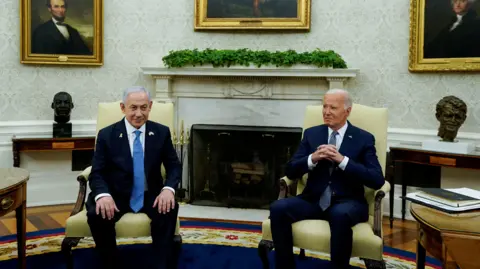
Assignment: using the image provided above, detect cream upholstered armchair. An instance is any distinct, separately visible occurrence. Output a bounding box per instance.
[61,101,182,269]
[258,104,391,269]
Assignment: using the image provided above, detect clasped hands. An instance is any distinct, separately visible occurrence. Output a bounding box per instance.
[96,189,175,220]
[311,144,344,164]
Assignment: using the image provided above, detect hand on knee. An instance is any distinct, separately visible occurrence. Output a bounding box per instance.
[153,191,177,214]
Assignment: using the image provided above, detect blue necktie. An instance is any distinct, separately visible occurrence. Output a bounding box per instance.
[318,131,337,211]
[130,130,144,212]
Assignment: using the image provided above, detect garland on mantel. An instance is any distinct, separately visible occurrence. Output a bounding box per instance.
[162,48,347,69]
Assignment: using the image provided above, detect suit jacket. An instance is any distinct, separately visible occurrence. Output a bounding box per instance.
[31,20,92,55]
[86,119,181,210]
[285,122,385,203]
[424,10,480,58]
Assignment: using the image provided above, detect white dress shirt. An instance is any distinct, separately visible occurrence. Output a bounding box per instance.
[307,122,349,170]
[94,118,175,202]
[450,14,463,31]
[52,17,70,40]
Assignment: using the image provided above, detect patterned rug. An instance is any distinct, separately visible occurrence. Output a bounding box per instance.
[0,219,441,269]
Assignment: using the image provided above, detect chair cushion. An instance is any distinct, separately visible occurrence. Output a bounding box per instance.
[261,219,383,260]
[65,209,180,238]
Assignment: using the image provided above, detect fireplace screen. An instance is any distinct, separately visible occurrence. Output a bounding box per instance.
[188,124,302,209]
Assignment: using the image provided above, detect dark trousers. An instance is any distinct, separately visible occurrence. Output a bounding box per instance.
[86,191,178,269]
[269,196,368,269]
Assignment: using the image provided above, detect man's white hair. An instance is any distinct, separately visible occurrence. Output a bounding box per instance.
[122,86,151,103]
[325,88,353,109]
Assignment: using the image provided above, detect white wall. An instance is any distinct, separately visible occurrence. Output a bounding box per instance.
[0,0,480,214]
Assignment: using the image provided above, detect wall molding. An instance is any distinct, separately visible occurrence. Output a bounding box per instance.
[1,120,479,149]
[0,120,96,147]
[387,127,480,151]
[141,66,359,102]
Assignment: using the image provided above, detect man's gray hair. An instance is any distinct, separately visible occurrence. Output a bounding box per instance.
[325,88,352,109]
[122,86,151,103]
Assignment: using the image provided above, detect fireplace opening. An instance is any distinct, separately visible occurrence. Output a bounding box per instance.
[188,124,302,209]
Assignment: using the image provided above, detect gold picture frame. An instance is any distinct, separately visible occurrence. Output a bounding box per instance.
[20,0,103,66]
[194,0,310,30]
[409,0,480,72]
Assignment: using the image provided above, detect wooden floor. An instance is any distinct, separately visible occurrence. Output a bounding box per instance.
[0,204,419,253]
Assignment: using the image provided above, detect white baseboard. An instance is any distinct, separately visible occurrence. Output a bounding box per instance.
[1,120,479,217]
[383,184,418,221]
[23,170,83,207]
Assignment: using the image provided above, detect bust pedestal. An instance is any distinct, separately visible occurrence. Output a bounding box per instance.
[422,139,475,154]
[53,123,72,138]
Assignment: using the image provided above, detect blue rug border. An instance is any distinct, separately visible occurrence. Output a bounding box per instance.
[0,220,260,242]
[0,228,65,242]
[383,246,441,266]
[0,219,442,267]
[179,220,261,231]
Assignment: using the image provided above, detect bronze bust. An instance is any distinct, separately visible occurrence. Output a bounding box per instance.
[51,91,74,124]
[435,96,467,142]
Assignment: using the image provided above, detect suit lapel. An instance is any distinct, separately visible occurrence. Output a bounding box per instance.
[47,20,68,42]
[144,121,154,179]
[313,125,329,150]
[338,122,355,157]
[115,119,133,172]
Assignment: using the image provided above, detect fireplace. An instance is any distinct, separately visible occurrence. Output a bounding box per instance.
[188,124,302,209]
[141,66,357,208]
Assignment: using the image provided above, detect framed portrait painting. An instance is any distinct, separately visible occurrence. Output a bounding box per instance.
[409,0,480,72]
[20,0,103,66]
[194,0,311,30]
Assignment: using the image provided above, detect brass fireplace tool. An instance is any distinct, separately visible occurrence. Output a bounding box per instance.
[199,143,215,200]
[172,120,189,203]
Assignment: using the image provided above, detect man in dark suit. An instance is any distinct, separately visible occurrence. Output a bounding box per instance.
[269,89,385,269]
[424,0,480,58]
[86,86,181,269]
[31,0,92,55]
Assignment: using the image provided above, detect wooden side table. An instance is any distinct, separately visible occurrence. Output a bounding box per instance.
[12,137,95,167]
[389,145,480,228]
[410,203,480,269]
[0,168,29,269]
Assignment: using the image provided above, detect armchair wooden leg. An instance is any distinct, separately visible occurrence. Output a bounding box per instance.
[299,248,306,260]
[363,258,386,269]
[171,234,182,269]
[258,239,274,269]
[61,237,83,269]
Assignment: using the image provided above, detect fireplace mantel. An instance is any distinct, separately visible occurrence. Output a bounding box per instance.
[141,66,359,102]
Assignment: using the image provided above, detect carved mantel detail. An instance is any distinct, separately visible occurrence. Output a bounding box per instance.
[141,66,359,103]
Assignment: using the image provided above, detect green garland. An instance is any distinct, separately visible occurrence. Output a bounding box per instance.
[162,48,347,69]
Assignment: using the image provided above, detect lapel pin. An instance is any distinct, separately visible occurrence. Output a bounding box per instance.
[149,131,154,136]
[348,135,352,138]
[119,133,123,138]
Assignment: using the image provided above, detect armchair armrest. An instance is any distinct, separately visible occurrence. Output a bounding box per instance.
[372,181,391,238]
[69,166,91,217]
[278,176,298,199]
[78,166,91,182]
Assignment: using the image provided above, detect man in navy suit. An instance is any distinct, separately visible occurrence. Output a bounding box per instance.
[86,86,181,269]
[269,89,385,269]
[31,0,92,55]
